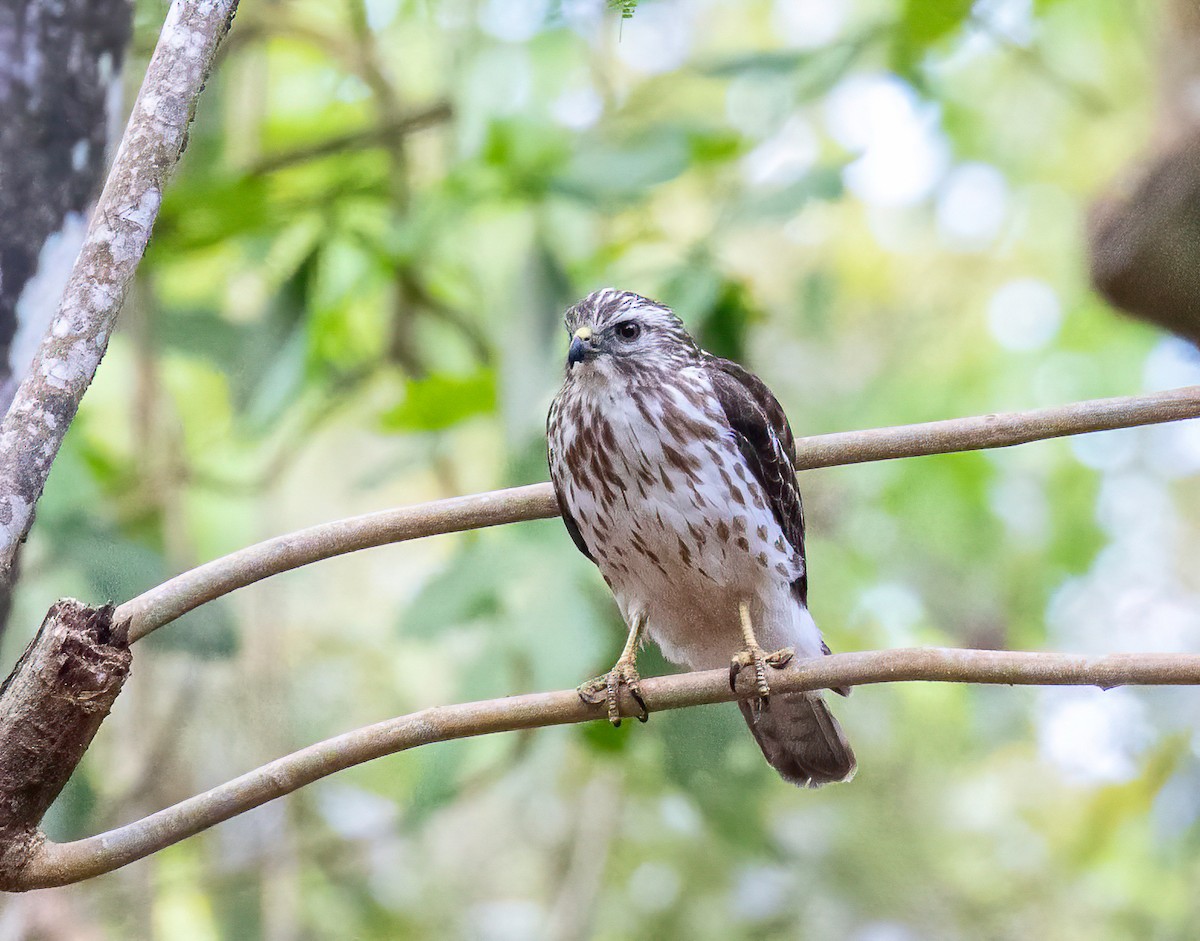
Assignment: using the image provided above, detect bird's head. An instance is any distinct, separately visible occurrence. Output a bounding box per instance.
[561,289,699,380]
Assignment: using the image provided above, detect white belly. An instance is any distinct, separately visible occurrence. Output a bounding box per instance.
[551,370,822,670]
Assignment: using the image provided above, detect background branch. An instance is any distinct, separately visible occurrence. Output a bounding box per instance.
[245,102,452,175]
[10,646,1200,891]
[0,0,239,579]
[118,384,1200,642]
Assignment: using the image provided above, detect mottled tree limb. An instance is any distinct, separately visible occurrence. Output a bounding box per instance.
[8,646,1200,890]
[120,483,559,641]
[118,384,1200,642]
[0,0,239,579]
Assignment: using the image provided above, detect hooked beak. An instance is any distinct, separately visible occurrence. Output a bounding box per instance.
[567,327,593,367]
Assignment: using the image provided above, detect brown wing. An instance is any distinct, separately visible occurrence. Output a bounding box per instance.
[547,399,595,563]
[704,354,807,604]
[555,489,594,563]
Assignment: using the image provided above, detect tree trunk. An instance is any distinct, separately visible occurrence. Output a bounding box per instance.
[0,0,134,637]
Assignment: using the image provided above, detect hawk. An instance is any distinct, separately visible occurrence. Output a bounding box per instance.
[546,289,855,787]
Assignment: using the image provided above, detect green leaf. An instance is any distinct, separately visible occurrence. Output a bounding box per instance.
[686,128,743,165]
[698,281,759,363]
[728,164,845,221]
[700,28,878,101]
[380,369,497,432]
[478,118,572,198]
[554,127,694,203]
[144,606,239,659]
[892,0,973,75]
[701,49,827,77]
[663,270,759,362]
[898,0,973,46]
[399,540,507,637]
[578,717,637,753]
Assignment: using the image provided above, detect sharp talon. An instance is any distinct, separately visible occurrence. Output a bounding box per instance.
[607,681,621,726]
[734,603,776,701]
[730,644,793,701]
[630,685,649,722]
[580,660,647,727]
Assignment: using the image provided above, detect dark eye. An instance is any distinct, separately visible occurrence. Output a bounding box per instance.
[615,321,641,342]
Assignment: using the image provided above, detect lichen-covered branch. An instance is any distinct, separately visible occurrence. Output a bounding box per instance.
[9,646,1200,890]
[118,384,1200,642]
[0,0,239,579]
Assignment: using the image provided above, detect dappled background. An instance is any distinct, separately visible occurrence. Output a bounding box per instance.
[6,0,1200,937]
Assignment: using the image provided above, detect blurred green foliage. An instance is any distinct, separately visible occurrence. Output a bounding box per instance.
[8,0,1200,938]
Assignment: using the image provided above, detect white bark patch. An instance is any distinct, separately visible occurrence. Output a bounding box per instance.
[124,186,162,233]
[105,66,124,146]
[19,29,44,109]
[39,340,103,391]
[0,495,31,545]
[97,51,115,84]
[9,212,89,386]
[71,139,90,171]
[86,186,161,266]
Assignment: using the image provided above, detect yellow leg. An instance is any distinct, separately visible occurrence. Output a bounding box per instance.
[617,613,644,666]
[578,613,649,727]
[730,601,794,702]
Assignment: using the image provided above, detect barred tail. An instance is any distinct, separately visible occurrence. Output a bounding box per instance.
[739,691,856,787]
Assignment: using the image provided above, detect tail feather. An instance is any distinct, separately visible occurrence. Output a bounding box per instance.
[739,691,856,787]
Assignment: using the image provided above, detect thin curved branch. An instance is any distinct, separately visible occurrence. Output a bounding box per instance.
[0,0,240,578]
[119,483,559,641]
[12,646,1200,890]
[789,384,1200,469]
[118,385,1200,641]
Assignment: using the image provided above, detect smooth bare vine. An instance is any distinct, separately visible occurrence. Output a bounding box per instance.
[0,382,1191,891]
[117,384,1200,642]
[11,646,1200,889]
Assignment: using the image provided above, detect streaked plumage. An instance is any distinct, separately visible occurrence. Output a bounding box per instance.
[546,288,855,787]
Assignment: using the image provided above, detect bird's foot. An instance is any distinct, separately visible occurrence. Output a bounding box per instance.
[578,659,649,727]
[729,646,795,706]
